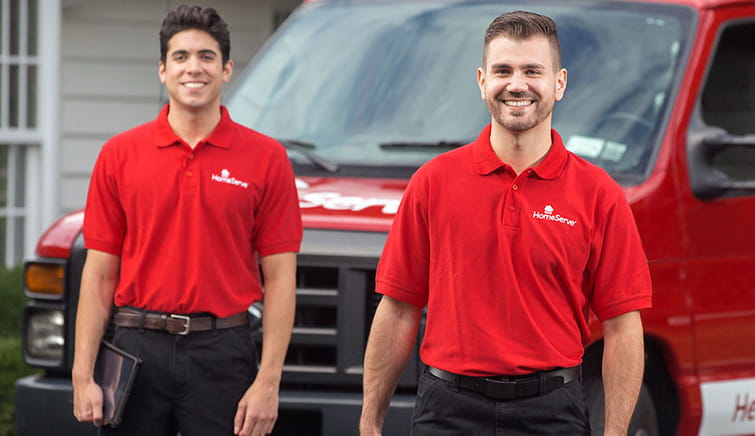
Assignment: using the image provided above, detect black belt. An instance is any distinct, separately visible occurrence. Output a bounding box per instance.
[113,307,249,335]
[427,365,581,400]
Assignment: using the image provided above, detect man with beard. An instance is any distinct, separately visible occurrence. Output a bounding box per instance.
[360,10,652,436]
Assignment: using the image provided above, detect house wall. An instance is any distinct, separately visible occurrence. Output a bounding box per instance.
[58,0,299,213]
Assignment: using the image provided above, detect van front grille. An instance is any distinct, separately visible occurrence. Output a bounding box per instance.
[257,259,380,387]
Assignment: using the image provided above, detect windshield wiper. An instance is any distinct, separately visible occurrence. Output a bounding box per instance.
[277,139,339,173]
[379,140,468,150]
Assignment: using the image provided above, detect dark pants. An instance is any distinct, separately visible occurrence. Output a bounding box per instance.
[100,323,258,436]
[411,369,591,436]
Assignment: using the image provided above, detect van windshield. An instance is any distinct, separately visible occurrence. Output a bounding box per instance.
[225,1,693,181]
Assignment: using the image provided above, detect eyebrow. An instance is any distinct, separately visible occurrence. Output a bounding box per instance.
[170,49,218,57]
[490,62,546,70]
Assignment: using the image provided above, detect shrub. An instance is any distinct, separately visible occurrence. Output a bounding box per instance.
[0,267,38,436]
[0,337,40,436]
[0,267,24,337]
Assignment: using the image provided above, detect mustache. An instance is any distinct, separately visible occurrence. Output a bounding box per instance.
[498,91,537,100]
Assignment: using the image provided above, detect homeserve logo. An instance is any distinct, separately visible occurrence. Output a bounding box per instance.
[211,169,249,189]
[295,178,399,214]
[532,204,577,227]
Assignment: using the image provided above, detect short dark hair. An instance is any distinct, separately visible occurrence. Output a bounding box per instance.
[159,4,230,65]
[483,10,561,69]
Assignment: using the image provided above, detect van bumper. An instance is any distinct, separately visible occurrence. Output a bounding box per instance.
[14,374,96,436]
[15,375,414,436]
[276,390,415,435]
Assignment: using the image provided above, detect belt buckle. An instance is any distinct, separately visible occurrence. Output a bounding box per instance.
[169,314,191,335]
[485,379,516,400]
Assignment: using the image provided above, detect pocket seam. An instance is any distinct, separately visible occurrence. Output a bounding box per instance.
[413,372,447,415]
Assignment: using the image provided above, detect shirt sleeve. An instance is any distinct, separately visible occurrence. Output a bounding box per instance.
[375,170,430,308]
[82,141,126,256]
[252,144,303,257]
[588,187,653,320]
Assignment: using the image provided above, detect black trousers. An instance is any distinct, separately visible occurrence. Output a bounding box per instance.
[411,368,591,436]
[100,323,258,436]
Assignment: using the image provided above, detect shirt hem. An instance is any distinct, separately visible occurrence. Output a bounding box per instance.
[257,241,301,257]
[83,239,123,256]
[375,280,427,308]
[593,294,652,321]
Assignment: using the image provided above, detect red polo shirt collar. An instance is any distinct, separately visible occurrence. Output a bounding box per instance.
[472,124,568,179]
[153,104,234,149]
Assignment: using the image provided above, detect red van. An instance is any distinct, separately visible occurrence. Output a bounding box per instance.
[15,0,755,435]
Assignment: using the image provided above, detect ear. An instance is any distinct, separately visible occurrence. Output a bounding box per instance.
[476,67,486,100]
[158,60,166,84]
[223,59,234,83]
[555,67,567,101]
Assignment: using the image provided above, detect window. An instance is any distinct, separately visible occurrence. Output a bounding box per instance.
[227,1,693,182]
[0,0,39,266]
[0,145,26,266]
[701,20,755,182]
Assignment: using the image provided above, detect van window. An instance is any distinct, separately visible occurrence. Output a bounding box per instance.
[701,21,755,181]
[227,1,693,182]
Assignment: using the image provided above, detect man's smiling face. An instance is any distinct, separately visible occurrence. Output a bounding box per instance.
[159,28,232,112]
[477,35,566,133]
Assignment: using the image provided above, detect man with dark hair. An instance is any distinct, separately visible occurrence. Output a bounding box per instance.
[158,4,231,65]
[72,5,302,436]
[360,10,651,436]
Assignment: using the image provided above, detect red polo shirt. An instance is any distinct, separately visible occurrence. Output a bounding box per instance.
[376,125,652,375]
[83,105,302,317]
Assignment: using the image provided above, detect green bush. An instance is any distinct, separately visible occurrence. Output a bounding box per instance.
[0,267,24,337]
[0,337,39,436]
[0,267,39,436]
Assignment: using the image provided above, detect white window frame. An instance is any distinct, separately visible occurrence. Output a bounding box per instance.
[0,0,60,267]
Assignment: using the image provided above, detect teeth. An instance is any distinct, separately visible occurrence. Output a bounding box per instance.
[185,83,205,88]
[505,100,531,107]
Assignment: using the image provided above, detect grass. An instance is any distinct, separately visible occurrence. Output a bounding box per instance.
[0,267,40,436]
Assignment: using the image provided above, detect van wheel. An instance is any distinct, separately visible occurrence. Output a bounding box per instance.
[585,377,659,436]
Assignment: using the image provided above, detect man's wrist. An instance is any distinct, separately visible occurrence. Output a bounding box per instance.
[71,370,94,385]
[603,424,628,436]
[358,419,382,436]
[253,369,282,386]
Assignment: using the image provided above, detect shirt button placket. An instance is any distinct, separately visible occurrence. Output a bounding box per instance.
[507,177,525,227]
[183,150,198,192]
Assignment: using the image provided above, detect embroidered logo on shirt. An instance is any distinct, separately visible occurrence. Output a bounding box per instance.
[211,169,249,189]
[532,205,577,227]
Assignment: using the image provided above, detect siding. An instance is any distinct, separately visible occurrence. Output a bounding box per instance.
[59,0,299,213]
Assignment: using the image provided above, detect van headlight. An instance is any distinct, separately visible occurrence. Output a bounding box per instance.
[25,309,65,363]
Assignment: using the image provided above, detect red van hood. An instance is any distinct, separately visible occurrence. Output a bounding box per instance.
[37,176,642,258]
[296,176,648,232]
[36,177,404,258]
[297,176,405,232]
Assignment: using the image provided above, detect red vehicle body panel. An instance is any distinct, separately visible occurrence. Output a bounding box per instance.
[35,211,84,259]
[296,176,404,232]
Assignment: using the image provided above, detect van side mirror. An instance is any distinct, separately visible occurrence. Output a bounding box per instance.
[688,126,755,199]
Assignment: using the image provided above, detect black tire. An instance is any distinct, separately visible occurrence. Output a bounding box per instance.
[585,377,659,436]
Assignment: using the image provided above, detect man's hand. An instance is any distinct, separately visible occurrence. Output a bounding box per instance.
[72,379,105,426]
[233,378,279,436]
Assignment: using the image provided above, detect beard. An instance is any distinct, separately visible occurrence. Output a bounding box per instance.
[486,92,554,132]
